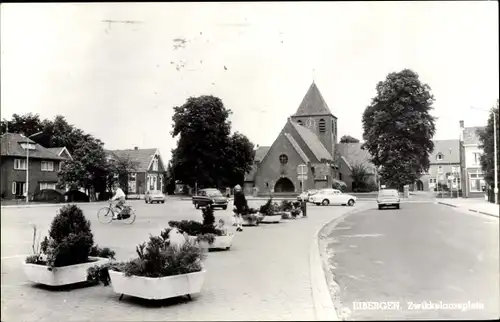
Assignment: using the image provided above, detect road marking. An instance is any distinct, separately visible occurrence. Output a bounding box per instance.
[338,234,385,238]
[1,254,29,260]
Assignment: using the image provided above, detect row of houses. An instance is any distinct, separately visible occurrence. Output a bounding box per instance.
[0,132,168,200]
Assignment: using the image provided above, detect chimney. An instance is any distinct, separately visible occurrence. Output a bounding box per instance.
[459,120,464,128]
[134,146,138,150]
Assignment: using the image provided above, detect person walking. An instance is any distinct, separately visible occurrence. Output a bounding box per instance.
[233,184,247,232]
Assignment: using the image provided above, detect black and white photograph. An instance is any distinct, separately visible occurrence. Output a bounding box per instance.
[1,2,498,321]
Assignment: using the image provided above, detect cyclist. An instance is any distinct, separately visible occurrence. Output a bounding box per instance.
[109,184,126,219]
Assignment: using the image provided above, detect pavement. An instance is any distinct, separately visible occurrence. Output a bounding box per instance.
[1,198,369,321]
[319,202,499,320]
[437,198,499,218]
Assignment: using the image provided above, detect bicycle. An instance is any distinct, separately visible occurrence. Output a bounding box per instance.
[97,202,136,224]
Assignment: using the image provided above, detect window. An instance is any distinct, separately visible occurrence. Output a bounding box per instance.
[470,172,484,192]
[129,172,137,180]
[40,182,56,190]
[472,152,482,165]
[14,159,27,170]
[437,166,443,173]
[339,173,343,180]
[41,161,54,171]
[297,120,303,126]
[279,154,288,165]
[59,162,63,171]
[319,119,326,133]
[152,159,159,171]
[429,178,436,184]
[20,142,36,150]
[436,153,443,161]
[451,166,459,174]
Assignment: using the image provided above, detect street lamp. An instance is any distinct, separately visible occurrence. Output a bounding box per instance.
[471,105,499,204]
[21,131,43,203]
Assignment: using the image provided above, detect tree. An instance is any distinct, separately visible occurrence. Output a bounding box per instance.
[106,154,139,195]
[165,162,176,195]
[170,95,255,189]
[361,69,436,190]
[350,163,374,192]
[340,135,360,143]
[1,113,44,136]
[478,100,500,190]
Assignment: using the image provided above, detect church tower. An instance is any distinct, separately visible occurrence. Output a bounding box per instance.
[290,82,338,158]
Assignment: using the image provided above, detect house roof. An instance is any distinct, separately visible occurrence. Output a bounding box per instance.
[0,133,66,160]
[431,139,460,164]
[105,148,161,172]
[46,147,72,160]
[293,82,334,117]
[462,126,485,145]
[284,133,310,163]
[290,120,333,161]
[336,143,374,171]
[244,146,271,181]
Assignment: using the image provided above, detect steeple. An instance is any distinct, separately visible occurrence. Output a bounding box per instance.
[293,82,333,117]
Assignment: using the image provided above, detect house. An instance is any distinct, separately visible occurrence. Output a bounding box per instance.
[105,147,167,195]
[244,82,339,196]
[0,133,71,200]
[459,120,486,198]
[418,139,461,192]
[336,143,378,192]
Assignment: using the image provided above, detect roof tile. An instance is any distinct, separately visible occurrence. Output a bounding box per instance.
[293,82,334,116]
[290,121,333,161]
[1,133,65,160]
[106,148,158,172]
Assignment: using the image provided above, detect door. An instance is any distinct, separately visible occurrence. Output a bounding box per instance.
[330,190,343,205]
[13,182,26,198]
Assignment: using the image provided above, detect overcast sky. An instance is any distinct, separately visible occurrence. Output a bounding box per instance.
[1,2,498,161]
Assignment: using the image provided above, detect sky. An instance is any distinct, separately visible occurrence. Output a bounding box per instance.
[1,2,498,161]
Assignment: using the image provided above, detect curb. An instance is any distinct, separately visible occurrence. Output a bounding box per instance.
[437,201,498,218]
[309,204,372,321]
[0,201,106,209]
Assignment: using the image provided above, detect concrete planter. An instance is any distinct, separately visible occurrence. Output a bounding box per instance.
[260,214,282,224]
[187,234,234,250]
[23,256,109,286]
[109,269,206,300]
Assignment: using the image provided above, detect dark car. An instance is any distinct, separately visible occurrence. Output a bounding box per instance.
[192,188,228,210]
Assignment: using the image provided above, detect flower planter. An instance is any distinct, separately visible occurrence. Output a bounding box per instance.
[108,269,206,300]
[187,234,234,250]
[23,256,110,286]
[242,216,260,226]
[260,214,283,224]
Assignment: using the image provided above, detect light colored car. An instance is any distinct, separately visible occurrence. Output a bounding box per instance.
[297,189,318,202]
[377,189,400,209]
[145,190,165,204]
[310,189,357,206]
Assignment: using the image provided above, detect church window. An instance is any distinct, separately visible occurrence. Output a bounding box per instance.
[297,120,303,126]
[279,154,288,165]
[319,119,326,132]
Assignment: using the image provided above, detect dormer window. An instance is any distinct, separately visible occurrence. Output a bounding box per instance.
[436,153,443,161]
[20,142,36,150]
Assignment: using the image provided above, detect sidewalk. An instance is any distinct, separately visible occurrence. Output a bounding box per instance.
[437,198,499,218]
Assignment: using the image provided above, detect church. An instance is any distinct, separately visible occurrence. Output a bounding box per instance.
[244,82,342,196]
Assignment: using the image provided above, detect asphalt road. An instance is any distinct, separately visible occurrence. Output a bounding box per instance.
[321,202,499,320]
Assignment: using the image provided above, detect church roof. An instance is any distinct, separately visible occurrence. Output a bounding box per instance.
[293,82,333,117]
[244,146,271,182]
[290,121,333,161]
[284,133,310,163]
[336,143,375,171]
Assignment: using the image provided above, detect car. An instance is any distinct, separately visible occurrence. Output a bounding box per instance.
[297,189,318,202]
[377,189,400,209]
[145,190,166,204]
[310,189,357,206]
[192,188,228,210]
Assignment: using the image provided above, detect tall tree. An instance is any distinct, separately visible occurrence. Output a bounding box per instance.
[361,69,436,190]
[340,135,360,143]
[350,163,374,191]
[478,100,500,190]
[1,113,44,136]
[165,161,176,195]
[105,154,139,194]
[171,95,255,189]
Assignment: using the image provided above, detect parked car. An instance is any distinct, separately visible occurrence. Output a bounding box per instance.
[192,188,228,210]
[145,190,165,204]
[297,189,318,202]
[310,189,356,206]
[377,189,400,209]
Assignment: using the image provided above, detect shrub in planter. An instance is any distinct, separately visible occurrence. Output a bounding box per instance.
[280,200,293,212]
[87,228,206,300]
[24,205,115,286]
[259,198,276,216]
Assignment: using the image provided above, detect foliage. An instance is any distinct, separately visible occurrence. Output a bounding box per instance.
[350,163,375,192]
[33,189,64,203]
[90,245,116,260]
[279,200,293,212]
[168,220,225,237]
[196,233,216,244]
[201,206,215,226]
[105,154,139,194]
[292,201,301,209]
[87,228,205,286]
[1,113,44,136]
[332,180,347,192]
[170,95,255,189]
[478,101,500,189]
[339,135,360,143]
[361,69,436,190]
[165,162,176,195]
[291,209,301,218]
[259,198,276,216]
[25,205,114,268]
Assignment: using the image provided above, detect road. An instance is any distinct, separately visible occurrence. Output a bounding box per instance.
[320,202,499,320]
[1,198,361,321]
